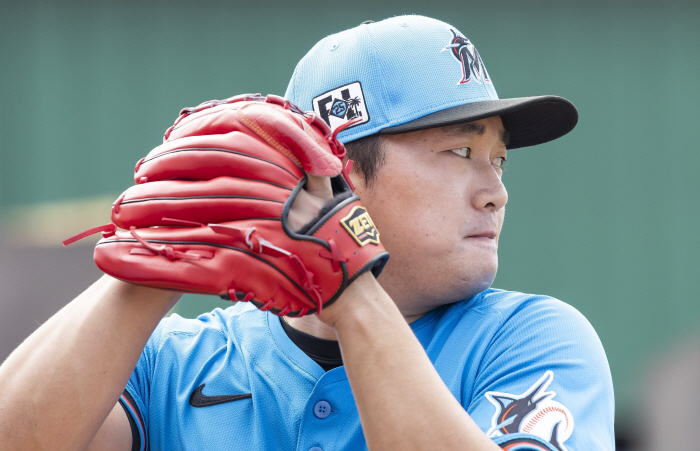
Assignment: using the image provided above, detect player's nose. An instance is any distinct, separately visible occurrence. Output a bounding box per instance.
[471,163,508,213]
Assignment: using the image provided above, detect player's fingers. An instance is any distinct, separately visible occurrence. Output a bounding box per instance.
[304,174,334,203]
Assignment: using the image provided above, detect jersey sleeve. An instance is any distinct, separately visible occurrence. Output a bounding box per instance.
[118,316,173,451]
[117,307,236,451]
[466,296,615,451]
[118,389,146,451]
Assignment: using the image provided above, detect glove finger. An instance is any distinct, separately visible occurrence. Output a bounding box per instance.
[95,226,321,315]
[236,103,343,177]
[167,102,342,177]
[165,104,248,141]
[112,177,290,229]
[135,131,303,188]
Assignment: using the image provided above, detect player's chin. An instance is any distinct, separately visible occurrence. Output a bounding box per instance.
[461,237,499,263]
[457,246,498,295]
[465,264,497,296]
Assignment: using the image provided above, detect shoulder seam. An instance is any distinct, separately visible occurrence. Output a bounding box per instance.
[155,328,227,353]
[468,305,506,405]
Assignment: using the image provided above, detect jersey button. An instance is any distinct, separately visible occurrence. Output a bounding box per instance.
[313,400,331,419]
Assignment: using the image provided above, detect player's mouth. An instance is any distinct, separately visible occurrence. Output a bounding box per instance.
[465,230,498,246]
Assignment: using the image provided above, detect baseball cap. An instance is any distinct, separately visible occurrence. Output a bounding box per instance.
[285,15,577,149]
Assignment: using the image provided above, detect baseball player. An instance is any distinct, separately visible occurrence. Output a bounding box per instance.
[0,15,614,451]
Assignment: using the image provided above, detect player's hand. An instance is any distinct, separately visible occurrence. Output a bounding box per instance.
[287,174,334,233]
[65,94,388,317]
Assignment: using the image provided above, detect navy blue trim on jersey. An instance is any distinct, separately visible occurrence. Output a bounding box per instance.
[119,390,146,451]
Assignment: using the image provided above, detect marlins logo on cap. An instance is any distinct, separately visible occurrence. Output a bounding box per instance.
[443,29,491,85]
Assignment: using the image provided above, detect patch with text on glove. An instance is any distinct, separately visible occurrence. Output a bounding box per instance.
[64,94,389,317]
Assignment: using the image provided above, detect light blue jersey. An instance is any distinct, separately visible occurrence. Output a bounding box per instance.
[121,288,614,450]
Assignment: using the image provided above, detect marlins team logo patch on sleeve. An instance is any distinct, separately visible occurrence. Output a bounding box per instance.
[312,82,369,132]
[485,371,574,451]
[341,206,380,246]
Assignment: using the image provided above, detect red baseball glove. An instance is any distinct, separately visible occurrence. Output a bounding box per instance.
[65,94,389,317]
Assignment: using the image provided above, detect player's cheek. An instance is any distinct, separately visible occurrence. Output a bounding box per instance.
[496,206,506,242]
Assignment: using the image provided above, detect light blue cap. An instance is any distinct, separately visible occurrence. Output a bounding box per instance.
[285,15,577,149]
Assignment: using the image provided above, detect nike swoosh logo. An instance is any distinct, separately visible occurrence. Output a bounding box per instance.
[189,383,252,407]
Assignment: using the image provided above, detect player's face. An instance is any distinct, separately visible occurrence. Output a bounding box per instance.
[352,116,508,318]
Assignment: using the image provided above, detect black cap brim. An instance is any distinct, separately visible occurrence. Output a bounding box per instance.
[379,95,578,149]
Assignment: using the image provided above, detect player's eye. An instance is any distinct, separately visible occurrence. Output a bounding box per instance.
[492,156,507,169]
[450,147,471,158]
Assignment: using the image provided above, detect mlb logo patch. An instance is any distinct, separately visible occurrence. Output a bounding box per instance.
[312,82,369,132]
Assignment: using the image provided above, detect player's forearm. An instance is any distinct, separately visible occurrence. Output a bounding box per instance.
[0,275,179,451]
[326,274,501,451]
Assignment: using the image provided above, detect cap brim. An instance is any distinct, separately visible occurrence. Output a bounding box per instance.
[379,95,578,149]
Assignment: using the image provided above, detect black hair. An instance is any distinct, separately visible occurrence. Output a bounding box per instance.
[344,133,386,189]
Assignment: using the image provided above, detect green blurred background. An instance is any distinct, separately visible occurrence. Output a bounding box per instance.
[1,0,699,446]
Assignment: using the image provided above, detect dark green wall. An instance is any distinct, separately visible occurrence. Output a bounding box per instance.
[2,0,699,423]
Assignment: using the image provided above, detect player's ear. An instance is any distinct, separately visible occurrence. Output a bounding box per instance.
[347,168,365,193]
[342,156,371,198]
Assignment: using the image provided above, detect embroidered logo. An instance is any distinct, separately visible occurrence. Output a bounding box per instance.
[485,371,574,451]
[341,206,380,246]
[312,82,369,132]
[442,29,491,85]
[189,384,252,408]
